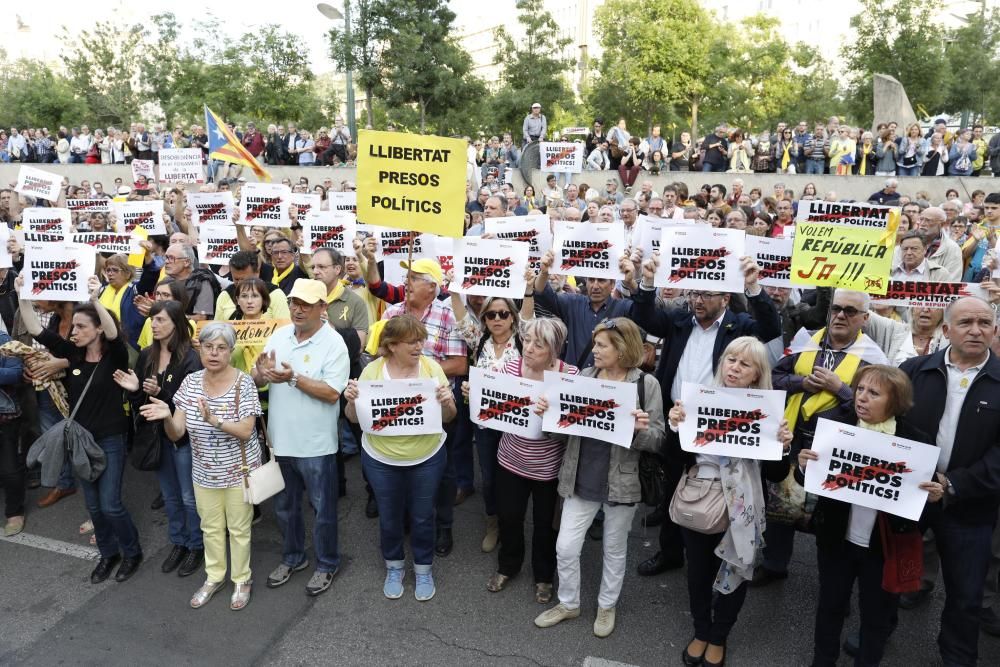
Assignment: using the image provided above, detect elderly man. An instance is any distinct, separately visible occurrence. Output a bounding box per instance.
[868,178,901,206]
[914,206,963,280]
[164,244,225,320]
[311,247,370,348]
[892,231,949,281]
[522,103,547,145]
[261,237,309,295]
[255,279,350,597]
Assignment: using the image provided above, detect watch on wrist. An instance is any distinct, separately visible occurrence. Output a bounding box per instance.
[289,373,298,388]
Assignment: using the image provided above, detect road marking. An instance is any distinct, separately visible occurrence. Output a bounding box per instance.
[583,658,640,667]
[0,531,100,561]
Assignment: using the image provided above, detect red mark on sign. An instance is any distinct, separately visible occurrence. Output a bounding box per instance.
[557,399,619,428]
[758,259,791,279]
[206,239,240,260]
[314,225,346,248]
[382,233,419,255]
[371,395,425,431]
[668,247,731,283]
[821,462,912,491]
[197,203,227,221]
[462,258,514,289]
[31,260,78,295]
[545,146,575,167]
[245,198,281,222]
[560,240,612,270]
[478,396,532,422]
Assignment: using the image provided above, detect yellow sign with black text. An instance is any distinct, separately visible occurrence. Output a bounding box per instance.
[196,319,290,347]
[790,215,899,295]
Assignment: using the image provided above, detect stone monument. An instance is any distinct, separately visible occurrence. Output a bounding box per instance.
[872,73,919,133]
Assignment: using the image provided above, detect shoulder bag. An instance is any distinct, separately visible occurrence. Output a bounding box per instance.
[233,372,285,504]
[668,461,729,534]
[635,372,667,507]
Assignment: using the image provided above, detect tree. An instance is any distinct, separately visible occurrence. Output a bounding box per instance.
[327,0,394,129]
[491,0,574,138]
[944,6,1000,123]
[61,23,145,125]
[243,27,317,122]
[0,50,90,129]
[842,0,949,125]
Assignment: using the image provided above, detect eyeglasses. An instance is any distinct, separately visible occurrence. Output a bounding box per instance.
[830,304,866,317]
[104,266,123,274]
[271,249,293,257]
[201,344,231,355]
[484,310,512,321]
[689,292,724,301]
[290,225,302,231]
[164,256,186,264]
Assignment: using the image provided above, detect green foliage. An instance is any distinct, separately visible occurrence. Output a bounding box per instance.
[327,0,394,127]
[943,7,1000,123]
[0,50,90,129]
[61,23,145,125]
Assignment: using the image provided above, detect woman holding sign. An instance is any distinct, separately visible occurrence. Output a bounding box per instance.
[667,337,793,667]
[797,365,943,667]
[533,318,664,639]
[344,315,457,602]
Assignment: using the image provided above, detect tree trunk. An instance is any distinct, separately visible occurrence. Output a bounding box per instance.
[419,98,426,134]
[690,98,699,142]
[365,86,374,129]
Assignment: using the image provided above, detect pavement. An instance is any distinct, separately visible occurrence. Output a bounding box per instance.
[1,454,998,667]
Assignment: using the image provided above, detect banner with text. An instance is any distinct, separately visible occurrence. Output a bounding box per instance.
[375,228,433,263]
[677,382,787,460]
[328,191,357,217]
[355,378,444,436]
[869,280,987,309]
[188,192,235,224]
[290,193,321,225]
[20,242,95,301]
[302,211,357,255]
[67,198,112,215]
[634,215,692,259]
[656,226,746,291]
[130,159,154,185]
[197,224,240,265]
[22,208,71,243]
[746,235,795,288]
[539,142,585,173]
[541,371,637,448]
[158,148,205,183]
[113,200,166,235]
[240,183,290,226]
[15,166,62,202]
[449,237,530,298]
[468,367,544,439]
[484,215,552,257]
[552,222,625,280]
[196,319,290,347]
[72,232,140,255]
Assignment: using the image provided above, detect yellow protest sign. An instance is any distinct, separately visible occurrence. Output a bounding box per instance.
[356,130,466,238]
[196,319,290,347]
[790,203,900,295]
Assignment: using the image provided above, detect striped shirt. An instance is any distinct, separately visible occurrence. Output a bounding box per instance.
[496,358,578,481]
[174,371,263,489]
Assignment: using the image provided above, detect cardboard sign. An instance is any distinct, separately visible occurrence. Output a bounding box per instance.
[746,235,794,288]
[196,319,290,347]
[289,193,321,224]
[66,198,112,215]
[355,378,444,436]
[796,201,899,230]
[357,129,466,237]
[15,166,62,202]
[541,371,637,448]
[656,226,746,291]
[375,228,433,262]
[0,225,13,269]
[468,367,543,439]
[804,418,940,521]
[188,192,235,224]
[539,142,584,173]
[197,224,240,266]
[72,232,140,255]
[328,191,357,216]
[869,281,987,309]
[449,237,530,298]
[131,159,155,185]
[302,211,357,255]
[634,214,687,259]
[20,242,96,301]
[157,148,204,183]
[483,215,552,257]
[22,208,71,243]
[552,222,625,280]
[677,382,787,460]
[240,183,290,226]
[113,200,166,235]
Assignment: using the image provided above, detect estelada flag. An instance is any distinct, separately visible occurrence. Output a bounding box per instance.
[204,105,271,182]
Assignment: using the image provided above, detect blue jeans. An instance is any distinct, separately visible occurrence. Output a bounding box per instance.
[157,441,202,550]
[897,165,920,177]
[475,427,500,516]
[805,160,826,175]
[68,154,84,164]
[925,506,994,666]
[80,433,141,559]
[363,446,446,565]
[701,162,724,172]
[274,454,340,573]
[37,390,75,491]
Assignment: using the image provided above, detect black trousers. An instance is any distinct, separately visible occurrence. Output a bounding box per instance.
[812,542,895,667]
[494,465,558,583]
[0,420,25,518]
[681,528,748,645]
[658,431,686,560]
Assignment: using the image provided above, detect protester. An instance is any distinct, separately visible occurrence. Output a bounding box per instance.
[0,328,24,536]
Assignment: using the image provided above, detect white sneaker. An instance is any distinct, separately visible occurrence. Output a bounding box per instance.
[534,603,580,628]
[594,606,616,638]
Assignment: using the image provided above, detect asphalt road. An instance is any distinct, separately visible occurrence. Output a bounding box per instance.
[1,454,998,666]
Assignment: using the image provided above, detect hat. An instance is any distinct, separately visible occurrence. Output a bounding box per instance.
[531,102,541,109]
[287,278,328,304]
[400,258,442,284]
[117,186,132,195]
[237,177,247,183]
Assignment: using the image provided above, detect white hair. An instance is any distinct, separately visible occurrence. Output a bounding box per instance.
[833,288,871,313]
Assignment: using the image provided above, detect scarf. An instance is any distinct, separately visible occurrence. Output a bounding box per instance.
[270,264,294,288]
[783,328,863,432]
[0,340,70,418]
[860,145,871,174]
[98,283,128,321]
[781,142,791,170]
[859,416,896,435]
[325,280,345,304]
[713,455,767,594]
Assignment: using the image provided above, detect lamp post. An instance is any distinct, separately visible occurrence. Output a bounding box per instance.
[317,2,357,139]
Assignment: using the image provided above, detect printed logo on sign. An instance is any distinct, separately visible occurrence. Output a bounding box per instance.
[371,394,426,431]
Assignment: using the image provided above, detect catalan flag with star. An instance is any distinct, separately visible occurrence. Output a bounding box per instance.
[204,105,271,182]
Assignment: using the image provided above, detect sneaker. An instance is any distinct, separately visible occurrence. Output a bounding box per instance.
[266,560,309,588]
[534,603,581,628]
[414,570,436,601]
[594,606,616,638]
[383,566,405,599]
[305,569,338,597]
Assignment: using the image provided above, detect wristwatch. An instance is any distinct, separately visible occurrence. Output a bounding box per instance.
[213,416,223,429]
[289,373,298,388]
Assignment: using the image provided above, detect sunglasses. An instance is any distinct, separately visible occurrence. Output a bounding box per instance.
[830,304,865,317]
[484,310,512,321]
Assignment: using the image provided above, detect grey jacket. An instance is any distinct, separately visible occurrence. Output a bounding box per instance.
[554,367,666,504]
[27,419,106,487]
[522,114,547,144]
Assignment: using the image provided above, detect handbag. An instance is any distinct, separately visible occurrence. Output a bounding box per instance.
[233,373,284,504]
[129,412,162,471]
[668,462,729,534]
[878,514,923,594]
[634,372,667,506]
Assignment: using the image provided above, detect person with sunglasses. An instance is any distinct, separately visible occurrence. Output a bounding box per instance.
[96,251,161,349]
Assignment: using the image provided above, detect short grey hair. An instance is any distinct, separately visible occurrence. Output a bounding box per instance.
[833,288,871,313]
[519,317,568,361]
[885,178,899,189]
[198,321,236,349]
[944,296,997,325]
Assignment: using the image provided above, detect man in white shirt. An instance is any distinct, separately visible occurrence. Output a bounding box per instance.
[69,127,90,163]
[891,231,949,281]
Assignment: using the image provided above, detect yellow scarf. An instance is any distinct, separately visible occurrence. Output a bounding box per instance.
[325,280,346,304]
[270,264,294,288]
[781,142,791,170]
[98,284,128,320]
[860,145,871,174]
[783,328,863,432]
[858,417,896,435]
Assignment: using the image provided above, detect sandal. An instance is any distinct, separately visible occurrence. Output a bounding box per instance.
[486,572,509,592]
[79,520,94,535]
[231,580,252,610]
[190,580,225,609]
[3,516,25,537]
[535,582,554,604]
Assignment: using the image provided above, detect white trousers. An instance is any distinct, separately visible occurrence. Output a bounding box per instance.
[555,495,638,610]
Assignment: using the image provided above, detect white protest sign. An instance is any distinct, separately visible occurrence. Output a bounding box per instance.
[804,418,940,521]
[656,226,745,291]
[0,225,12,269]
[15,166,62,202]
[449,237,529,298]
[677,382,787,460]
[375,228,433,262]
[355,379,443,436]
[188,192,235,225]
[157,148,204,183]
[302,211,357,255]
[240,183,290,227]
[484,215,552,257]
[868,281,988,309]
[328,191,357,216]
[796,200,897,230]
[541,371,637,448]
[432,235,455,276]
[113,200,166,235]
[131,159,154,185]
[290,193,321,224]
[22,208,71,243]
[552,222,625,280]
[539,142,584,173]
[72,232,140,255]
[468,366,543,439]
[66,199,112,215]
[197,225,240,266]
[746,235,794,288]
[634,214,688,259]
[20,242,96,301]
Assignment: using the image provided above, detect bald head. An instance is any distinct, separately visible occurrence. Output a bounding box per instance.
[563,206,583,222]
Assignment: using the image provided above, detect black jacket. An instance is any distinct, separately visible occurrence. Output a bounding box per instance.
[899,349,1000,525]
[778,287,831,346]
[128,347,202,447]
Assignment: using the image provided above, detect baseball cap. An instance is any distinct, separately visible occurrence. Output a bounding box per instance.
[531,103,541,109]
[400,258,443,284]
[287,278,328,304]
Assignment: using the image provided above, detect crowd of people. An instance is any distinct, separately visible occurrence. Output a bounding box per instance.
[1,167,1000,667]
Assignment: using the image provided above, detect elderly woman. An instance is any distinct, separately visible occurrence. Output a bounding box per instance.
[115,301,202,577]
[533,317,665,638]
[344,315,457,602]
[668,337,793,667]
[855,131,877,175]
[140,323,262,610]
[910,307,947,356]
[798,365,943,667]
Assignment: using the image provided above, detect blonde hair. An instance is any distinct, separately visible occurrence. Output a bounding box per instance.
[378,315,428,357]
[712,337,772,389]
[592,318,644,369]
[105,254,135,281]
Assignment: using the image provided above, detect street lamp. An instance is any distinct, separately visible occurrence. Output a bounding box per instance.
[317,2,357,140]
